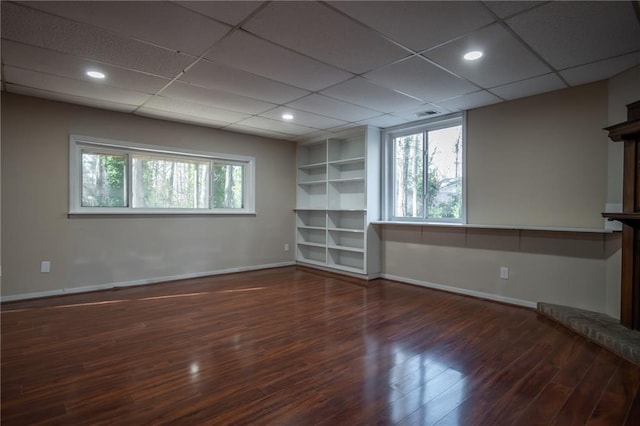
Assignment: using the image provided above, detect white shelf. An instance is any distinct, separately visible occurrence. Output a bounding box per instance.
[331,263,366,274]
[327,245,364,253]
[327,227,364,233]
[298,162,326,170]
[298,164,326,184]
[371,221,613,234]
[297,183,326,210]
[297,244,326,263]
[297,259,328,268]
[295,126,380,278]
[328,157,365,166]
[298,180,327,186]
[297,227,326,246]
[298,225,326,231]
[328,177,365,183]
[328,229,364,250]
[297,211,325,228]
[297,241,326,248]
[298,141,327,167]
[328,248,364,270]
[328,137,364,162]
[328,210,365,231]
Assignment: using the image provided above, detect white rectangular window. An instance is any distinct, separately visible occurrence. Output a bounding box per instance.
[383,113,465,222]
[70,135,255,214]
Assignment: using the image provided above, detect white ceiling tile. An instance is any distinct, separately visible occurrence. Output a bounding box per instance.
[507,1,640,69]
[287,94,380,122]
[243,1,408,73]
[260,107,348,129]
[4,66,152,105]
[364,57,479,102]
[1,2,194,78]
[177,1,264,26]
[294,125,361,143]
[4,0,634,137]
[180,59,309,104]
[490,73,567,100]
[289,131,330,143]
[327,123,363,134]
[425,23,551,88]
[144,96,251,123]
[560,53,640,87]
[433,90,502,112]
[236,116,317,136]
[358,114,409,128]
[1,40,170,94]
[320,78,424,113]
[136,108,230,128]
[161,81,275,115]
[225,124,294,140]
[6,83,138,113]
[483,2,544,19]
[329,1,495,52]
[24,1,231,56]
[205,30,353,91]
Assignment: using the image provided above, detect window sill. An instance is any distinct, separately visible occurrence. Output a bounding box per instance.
[68,210,256,218]
[371,221,613,234]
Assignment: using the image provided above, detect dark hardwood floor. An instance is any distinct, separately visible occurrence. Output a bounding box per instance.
[2,267,639,425]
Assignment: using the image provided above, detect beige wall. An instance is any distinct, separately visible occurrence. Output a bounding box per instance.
[382,225,617,311]
[1,93,296,299]
[382,81,626,315]
[467,82,607,228]
[467,81,608,229]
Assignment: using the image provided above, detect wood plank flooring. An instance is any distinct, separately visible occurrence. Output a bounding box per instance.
[2,267,639,425]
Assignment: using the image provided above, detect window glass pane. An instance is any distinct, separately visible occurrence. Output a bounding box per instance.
[213,163,244,209]
[81,151,127,207]
[394,133,424,218]
[131,154,210,209]
[426,125,463,219]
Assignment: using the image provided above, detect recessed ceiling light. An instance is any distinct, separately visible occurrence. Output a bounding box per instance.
[463,51,483,61]
[282,113,294,120]
[86,70,106,79]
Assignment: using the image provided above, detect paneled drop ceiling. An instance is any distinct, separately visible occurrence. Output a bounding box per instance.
[2,1,639,142]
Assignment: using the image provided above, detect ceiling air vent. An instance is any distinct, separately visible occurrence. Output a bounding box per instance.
[415,110,439,118]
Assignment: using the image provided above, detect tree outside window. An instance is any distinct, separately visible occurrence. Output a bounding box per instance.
[389,115,464,222]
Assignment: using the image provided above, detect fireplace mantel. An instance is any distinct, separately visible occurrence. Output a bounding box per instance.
[603,100,640,330]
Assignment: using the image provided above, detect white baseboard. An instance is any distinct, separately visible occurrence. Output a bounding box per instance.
[296,261,381,280]
[1,261,296,303]
[381,273,537,309]
[1,288,67,301]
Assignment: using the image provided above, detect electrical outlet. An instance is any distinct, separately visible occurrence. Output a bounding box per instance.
[500,267,509,280]
[41,261,51,273]
[284,243,290,252]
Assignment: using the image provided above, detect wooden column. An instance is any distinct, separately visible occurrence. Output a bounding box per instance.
[603,100,640,330]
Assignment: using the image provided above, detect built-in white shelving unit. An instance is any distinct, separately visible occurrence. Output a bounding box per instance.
[295,126,380,279]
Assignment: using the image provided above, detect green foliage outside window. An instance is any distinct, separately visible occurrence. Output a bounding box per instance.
[81,151,245,210]
[213,164,244,209]
[81,152,126,207]
[393,125,462,220]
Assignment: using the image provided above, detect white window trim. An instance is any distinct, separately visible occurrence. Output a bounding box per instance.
[69,134,256,215]
[381,112,467,223]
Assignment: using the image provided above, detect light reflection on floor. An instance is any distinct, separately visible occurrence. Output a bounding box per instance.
[388,344,466,424]
[1,287,267,313]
